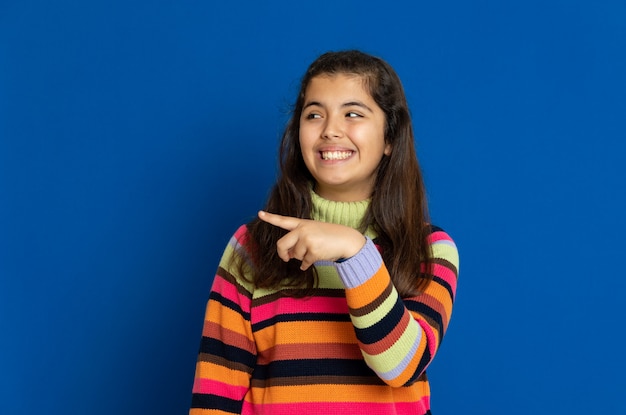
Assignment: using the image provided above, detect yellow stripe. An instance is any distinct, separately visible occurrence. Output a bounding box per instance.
[218,243,256,292]
[362,318,420,373]
[351,288,398,329]
[432,241,459,269]
[315,265,345,289]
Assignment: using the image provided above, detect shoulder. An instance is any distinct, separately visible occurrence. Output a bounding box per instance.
[426,225,455,244]
[217,224,257,289]
[222,223,259,250]
[219,224,254,262]
[232,224,250,243]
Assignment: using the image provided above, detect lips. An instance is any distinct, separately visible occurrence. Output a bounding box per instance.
[320,150,353,160]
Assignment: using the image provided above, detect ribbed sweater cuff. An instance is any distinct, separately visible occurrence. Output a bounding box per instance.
[335,238,383,289]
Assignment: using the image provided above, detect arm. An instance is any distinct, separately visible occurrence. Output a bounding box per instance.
[190,226,257,415]
[335,228,459,387]
[255,211,459,387]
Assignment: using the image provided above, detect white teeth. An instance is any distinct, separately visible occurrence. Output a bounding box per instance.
[321,151,352,160]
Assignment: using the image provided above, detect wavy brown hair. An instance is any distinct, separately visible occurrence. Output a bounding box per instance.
[240,50,433,297]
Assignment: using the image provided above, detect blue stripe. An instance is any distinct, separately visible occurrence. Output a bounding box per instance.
[353,295,405,344]
[405,301,444,344]
[407,345,432,386]
[252,312,350,332]
[252,358,379,380]
[191,393,242,413]
[199,337,256,368]
[209,290,251,321]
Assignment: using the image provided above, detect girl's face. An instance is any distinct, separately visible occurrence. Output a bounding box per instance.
[299,74,391,202]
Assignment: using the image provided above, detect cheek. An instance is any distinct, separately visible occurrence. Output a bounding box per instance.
[298,134,315,167]
[298,127,316,152]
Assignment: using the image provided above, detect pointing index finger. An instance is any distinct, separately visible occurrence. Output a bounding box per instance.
[258,211,301,231]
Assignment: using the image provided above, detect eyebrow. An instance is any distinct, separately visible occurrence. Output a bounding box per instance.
[303,100,374,113]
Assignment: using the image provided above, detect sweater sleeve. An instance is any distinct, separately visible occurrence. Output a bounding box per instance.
[190,226,257,415]
[335,228,459,387]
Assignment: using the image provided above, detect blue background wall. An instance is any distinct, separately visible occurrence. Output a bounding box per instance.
[1,1,625,414]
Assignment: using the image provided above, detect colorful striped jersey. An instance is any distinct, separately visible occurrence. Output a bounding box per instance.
[190,195,459,415]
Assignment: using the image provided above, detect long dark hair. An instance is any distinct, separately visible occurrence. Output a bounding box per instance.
[240,50,433,297]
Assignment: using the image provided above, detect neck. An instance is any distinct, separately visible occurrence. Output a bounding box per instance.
[310,190,369,230]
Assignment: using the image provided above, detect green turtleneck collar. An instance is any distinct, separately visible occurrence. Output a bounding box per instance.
[310,190,377,239]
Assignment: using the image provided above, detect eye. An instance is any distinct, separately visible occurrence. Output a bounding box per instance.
[346,111,362,118]
[305,112,321,120]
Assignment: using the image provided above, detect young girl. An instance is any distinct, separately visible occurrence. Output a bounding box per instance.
[190,50,459,415]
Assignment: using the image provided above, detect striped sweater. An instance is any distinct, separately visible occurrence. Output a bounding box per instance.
[190,194,459,415]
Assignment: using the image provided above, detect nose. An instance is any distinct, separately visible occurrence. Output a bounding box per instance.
[322,114,342,139]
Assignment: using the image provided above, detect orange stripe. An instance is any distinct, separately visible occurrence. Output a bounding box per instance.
[195,360,250,385]
[203,321,255,351]
[345,267,391,309]
[254,321,357,351]
[206,300,251,337]
[247,382,426,403]
[419,282,453,311]
[190,408,232,415]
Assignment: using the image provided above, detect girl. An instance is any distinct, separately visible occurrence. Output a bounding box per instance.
[190,50,459,415]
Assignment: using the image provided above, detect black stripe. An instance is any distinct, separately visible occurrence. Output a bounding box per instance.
[429,224,444,233]
[432,275,454,302]
[414,346,432,381]
[251,313,350,332]
[209,291,251,321]
[353,296,405,345]
[405,302,444,344]
[191,393,242,413]
[199,337,256,368]
[406,346,432,386]
[252,358,375,380]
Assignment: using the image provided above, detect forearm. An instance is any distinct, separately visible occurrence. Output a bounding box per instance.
[335,234,458,387]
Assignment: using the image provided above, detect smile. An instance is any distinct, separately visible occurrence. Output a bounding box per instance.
[320,150,353,160]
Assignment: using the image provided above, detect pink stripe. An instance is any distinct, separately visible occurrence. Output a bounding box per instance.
[242,396,430,415]
[192,378,248,401]
[418,262,457,298]
[417,317,438,357]
[428,230,454,244]
[212,275,251,311]
[251,296,349,324]
[233,225,249,243]
[431,263,458,295]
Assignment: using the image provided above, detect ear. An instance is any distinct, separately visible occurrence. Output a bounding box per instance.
[384,143,392,156]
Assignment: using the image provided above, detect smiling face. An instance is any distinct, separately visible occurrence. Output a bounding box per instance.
[299,74,391,202]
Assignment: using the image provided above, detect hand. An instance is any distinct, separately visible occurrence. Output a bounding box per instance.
[258,210,366,270]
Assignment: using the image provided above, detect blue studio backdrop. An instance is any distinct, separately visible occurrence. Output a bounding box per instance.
[1,1,625,414]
